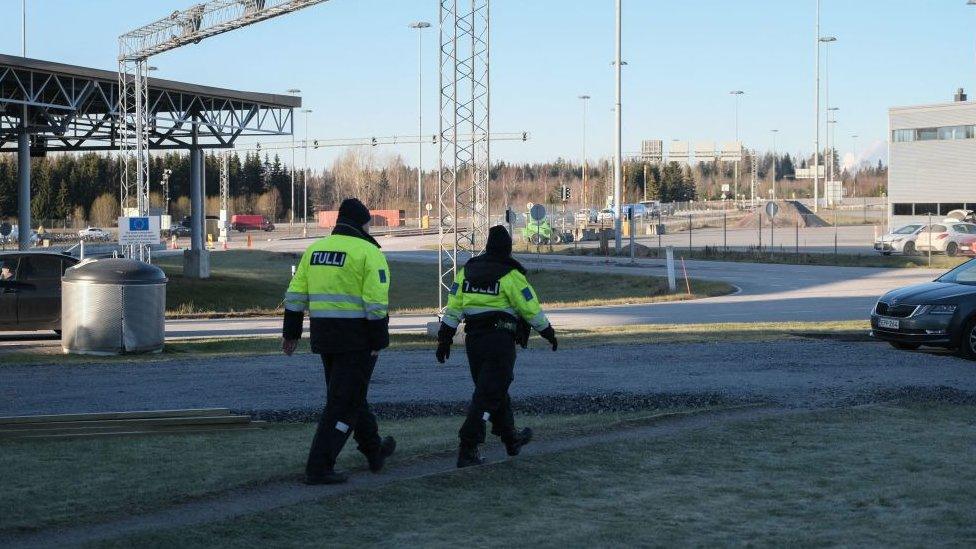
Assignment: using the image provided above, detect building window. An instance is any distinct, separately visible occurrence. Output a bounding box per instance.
[891,124,976,143]
[893,203,914,215]
[941,203,966,215]
[892,129,914,142]
[915,203,939,215]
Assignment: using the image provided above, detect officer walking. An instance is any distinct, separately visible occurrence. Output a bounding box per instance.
[282,198,396,485]
[436,225,558,467]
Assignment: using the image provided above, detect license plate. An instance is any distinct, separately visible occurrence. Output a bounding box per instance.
[878,318,899,330]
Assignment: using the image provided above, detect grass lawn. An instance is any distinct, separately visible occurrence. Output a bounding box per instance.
[109,403,976,547]
[555,244,968,270]
[155,250,735,316]
[0,409,696,534]
[0,321,869,366]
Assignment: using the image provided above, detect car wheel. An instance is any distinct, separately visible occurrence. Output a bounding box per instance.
[957,317,976,359]
[528,233,543,245]
[903,241,916,256]
[947,242,959,257]
[882,251,892,256]
[889,341,921,351]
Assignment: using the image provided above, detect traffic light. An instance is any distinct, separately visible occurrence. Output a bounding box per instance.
[559,186,571,202]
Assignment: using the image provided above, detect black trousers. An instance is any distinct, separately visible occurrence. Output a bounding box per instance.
[459,330,517,447]
[306,351,381,475]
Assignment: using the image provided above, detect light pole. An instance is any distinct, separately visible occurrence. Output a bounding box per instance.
[301,108,313,237]
[409,21,431,228]
[729,90,744,206]
[287,88,301,230]
[22,0,26,56]
[579,94,591,207]
[851,133,859,197]
[613,0,623,253]
[816,32,836,212]
[771,129,779,200]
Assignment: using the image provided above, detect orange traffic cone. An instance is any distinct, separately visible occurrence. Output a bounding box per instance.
[246,234,252,249]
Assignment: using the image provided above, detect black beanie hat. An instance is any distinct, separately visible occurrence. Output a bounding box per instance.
[337,198,372,226]
[485,225,513,257]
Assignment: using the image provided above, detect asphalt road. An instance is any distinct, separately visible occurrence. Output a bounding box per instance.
[1,339,971,417]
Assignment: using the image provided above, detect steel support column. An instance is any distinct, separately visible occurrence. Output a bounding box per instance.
[184,131,210,278]
[17,127,30,251]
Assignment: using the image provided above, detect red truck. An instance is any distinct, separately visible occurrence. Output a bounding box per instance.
[231,214,275,232]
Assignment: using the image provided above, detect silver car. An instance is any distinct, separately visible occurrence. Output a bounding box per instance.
[874,224,924,255]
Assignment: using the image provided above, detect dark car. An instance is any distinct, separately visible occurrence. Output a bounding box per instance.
[0,252,79,334]
[871,258,976,357]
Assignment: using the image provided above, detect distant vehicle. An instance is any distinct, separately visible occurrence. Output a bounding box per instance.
[3,226,38,246]
[639,200,661,216]
[874,224,925,256]
[0,251,79,334]
[871,258,976,357]
[914,223,976,256]
[596,209,615,223]
[575,208,598,224]
[231,214,275,233]
[78,227,111,241]
[624,204,648,219]
[165,225,191,238]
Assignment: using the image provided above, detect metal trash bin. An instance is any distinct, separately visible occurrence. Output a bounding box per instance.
[61,258,168,355]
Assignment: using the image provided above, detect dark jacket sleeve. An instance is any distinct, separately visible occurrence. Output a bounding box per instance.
[367,317,390,351]
[283,309,305,340]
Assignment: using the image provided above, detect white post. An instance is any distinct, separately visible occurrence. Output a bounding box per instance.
[814,0,821,213]
[613,0,623,253]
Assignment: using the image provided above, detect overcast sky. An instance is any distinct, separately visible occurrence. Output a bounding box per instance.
[3,0,975,170]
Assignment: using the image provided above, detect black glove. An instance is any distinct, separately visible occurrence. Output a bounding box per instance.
[436,323,456,364]
[436,341,451,363]
[539,325,558,351]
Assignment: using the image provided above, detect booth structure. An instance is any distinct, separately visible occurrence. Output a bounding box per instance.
[0,53,300,277]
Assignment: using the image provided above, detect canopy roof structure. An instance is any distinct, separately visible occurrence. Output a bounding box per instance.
[0,54,300,153]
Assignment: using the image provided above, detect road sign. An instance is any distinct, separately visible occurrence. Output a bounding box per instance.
[0,223,10,237]
[118,216,161,245]
[721,184,730,193]
[765,201,780,218]
[529,204,547,222]
[425,203,433,212]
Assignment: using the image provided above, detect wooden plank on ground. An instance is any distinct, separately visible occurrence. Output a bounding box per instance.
[0,408,232,425]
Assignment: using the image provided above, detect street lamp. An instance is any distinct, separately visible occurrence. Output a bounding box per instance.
[817,34,836,211]
[301,108,313,237]
[729,90,745,205]
[771,129,779,200]
[851,133,859,198]
[579,94,591,207]
[409,21,431,228]
[286,88,301,230]
[612,0,623,253]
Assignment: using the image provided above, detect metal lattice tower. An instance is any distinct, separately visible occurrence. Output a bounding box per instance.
[118,58,150,218]
[438,0,490,312]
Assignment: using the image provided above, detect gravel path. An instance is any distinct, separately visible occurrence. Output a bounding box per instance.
[2,339,974,417]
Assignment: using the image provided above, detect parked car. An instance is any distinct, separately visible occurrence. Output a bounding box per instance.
[874,224,924,255]
[164,224,191,238]
[78,227,111,241]
[623,204,648,219]
[944,209,976,224]
[3,226,38,247]
[231,214,275,232]
[574,208,598,224]
[914,222,976,256]
[0,251,79,334]
[871,258,976,357]
[596,209,615,223]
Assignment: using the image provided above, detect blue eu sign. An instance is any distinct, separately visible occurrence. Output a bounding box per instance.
[129,217,149,231]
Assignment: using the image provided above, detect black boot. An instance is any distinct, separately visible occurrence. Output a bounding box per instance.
[457,444,486,468]
[367,436,397,473]
[503,427,533,457]
[305,469,348,485]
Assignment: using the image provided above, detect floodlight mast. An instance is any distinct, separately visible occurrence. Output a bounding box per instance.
[117,0,328,258]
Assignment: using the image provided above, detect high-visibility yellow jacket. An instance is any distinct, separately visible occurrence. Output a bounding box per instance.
[442,259,550,334]
[283,225,390,352]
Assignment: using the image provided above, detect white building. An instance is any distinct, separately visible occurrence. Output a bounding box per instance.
[889,89,976,225]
